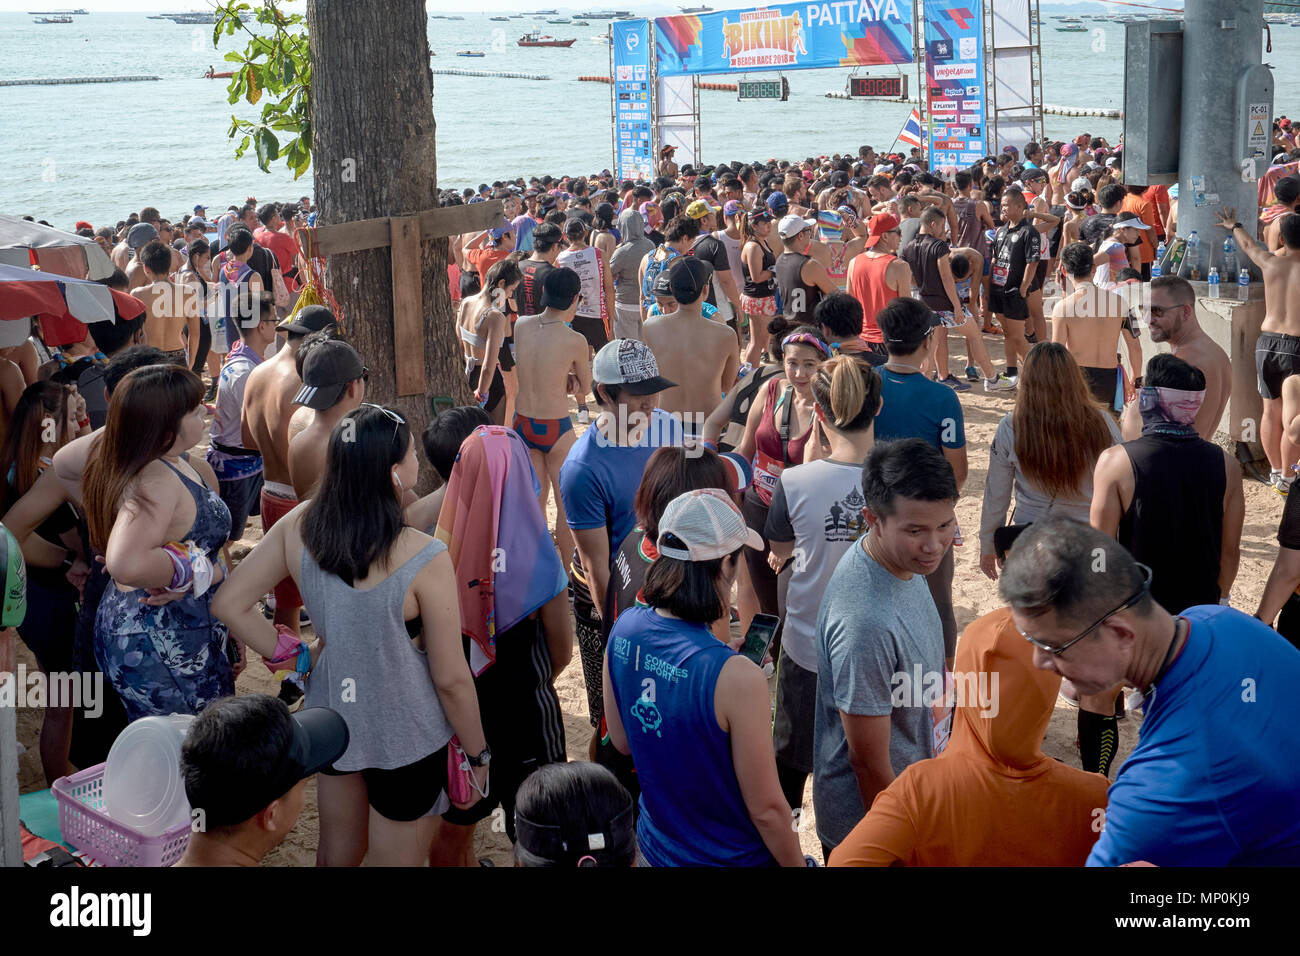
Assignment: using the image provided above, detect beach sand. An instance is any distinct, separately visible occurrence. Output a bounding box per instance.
[14,333,1281,865]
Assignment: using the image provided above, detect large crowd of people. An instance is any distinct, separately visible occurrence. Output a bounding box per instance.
[6,133,1300,867]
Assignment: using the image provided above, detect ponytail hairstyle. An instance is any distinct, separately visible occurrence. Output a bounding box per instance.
[737,208,757,243]
[811,355,881,434]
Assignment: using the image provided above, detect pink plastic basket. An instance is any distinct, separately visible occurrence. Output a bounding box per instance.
[51,763,191,867]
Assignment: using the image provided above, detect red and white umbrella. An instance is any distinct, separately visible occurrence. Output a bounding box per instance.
[0,214,116,281]
[0,263,144,347]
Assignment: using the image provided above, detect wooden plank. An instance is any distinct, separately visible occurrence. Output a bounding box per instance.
[306,200,504,256]
[390,216,425,397]
[416,200,505,239]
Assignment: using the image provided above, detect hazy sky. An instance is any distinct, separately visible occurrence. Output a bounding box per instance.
[0,0,1159,13]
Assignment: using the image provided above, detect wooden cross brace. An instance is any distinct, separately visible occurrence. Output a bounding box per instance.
[300,199,504,396]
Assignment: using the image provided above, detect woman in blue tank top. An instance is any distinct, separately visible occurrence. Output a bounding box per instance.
[603,489,805,867]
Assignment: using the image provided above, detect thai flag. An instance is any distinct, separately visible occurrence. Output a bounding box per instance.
[897,108,924,149]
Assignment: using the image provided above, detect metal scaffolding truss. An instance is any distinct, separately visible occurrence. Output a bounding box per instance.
[985,0,1045,154]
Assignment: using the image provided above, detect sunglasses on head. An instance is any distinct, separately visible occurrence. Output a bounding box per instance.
[361,402,405,445]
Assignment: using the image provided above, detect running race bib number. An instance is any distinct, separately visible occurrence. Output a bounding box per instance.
[752,449,784,503]
[992,263,1009,287]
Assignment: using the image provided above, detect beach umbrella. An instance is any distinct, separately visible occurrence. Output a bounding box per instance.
[0,263,145,347]
[0,214,116,282]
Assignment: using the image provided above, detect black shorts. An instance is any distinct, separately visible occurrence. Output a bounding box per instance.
[1256,331,1300,400]
[497,335,516,373]
[320,744,451,822]
[773,655,817,774]
[571,313,608,353]
[467,362,506,417]
[989,285,1030,321]
[441,616,565,839]
[18,578,78,675]
[1082,365,1119,409]
[1027,265,1046,294]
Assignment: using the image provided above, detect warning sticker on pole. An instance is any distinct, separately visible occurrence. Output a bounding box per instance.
[1249,103,1269,159]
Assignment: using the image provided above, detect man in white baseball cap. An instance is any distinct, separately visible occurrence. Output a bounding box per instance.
[775,215,837,325]
[559,338,683,760]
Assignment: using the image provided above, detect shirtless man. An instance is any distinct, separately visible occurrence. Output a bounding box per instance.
[640,258,739,437]
[286,337,366,506]
[1053,242,1141,417]
[243,306,338,635]
[122,223,158,290]
[1120,275,1231,442]
[1221,208,1300,493]
[512,267,591,571]
[131,240,198,367]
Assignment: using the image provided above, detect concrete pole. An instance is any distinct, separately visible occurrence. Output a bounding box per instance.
[1,628,21,867]
[1177,0,1268,277]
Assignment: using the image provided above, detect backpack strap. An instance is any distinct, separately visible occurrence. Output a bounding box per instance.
[776,383,795,468]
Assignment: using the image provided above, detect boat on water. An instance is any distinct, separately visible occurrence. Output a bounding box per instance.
[548,18,572,24]
[1056,25,1088,32]
[680,4,714,12]
[573,21,591,26]
[577,10,632,19]
[203,68,234,78]
[518,30,575,47]
[490,16,509,21]
[160,12,216,24]
[456,51,486,57]
[28,7,87,12]
[34,15,73,23]
[530,8,559,13]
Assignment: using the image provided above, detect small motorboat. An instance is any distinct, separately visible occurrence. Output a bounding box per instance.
[518,30,575,47]
[490,16,509,21]
[456,50,486,57]
[203,68,234,78]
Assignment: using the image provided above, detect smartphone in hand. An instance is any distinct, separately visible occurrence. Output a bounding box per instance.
[739,613,781,667]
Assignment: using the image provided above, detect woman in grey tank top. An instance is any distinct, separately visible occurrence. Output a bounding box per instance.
[214,404,489,866]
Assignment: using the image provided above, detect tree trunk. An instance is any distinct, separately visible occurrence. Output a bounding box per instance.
[308,0,467,493]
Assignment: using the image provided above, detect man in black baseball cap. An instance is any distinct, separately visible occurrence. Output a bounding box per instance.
[292,338,366,411]
[276,303,337,337]
[643,257,736,431]
[176,695,348,867]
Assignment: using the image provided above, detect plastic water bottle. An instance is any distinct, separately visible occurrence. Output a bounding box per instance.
[1208,266,1220,298]
[1185,230,1202,280]
[1223,237,1238,282]
[1238,268,1251,301]
[1154,239,1166,279]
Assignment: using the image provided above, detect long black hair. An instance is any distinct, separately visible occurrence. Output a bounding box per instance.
[301,404,411,585]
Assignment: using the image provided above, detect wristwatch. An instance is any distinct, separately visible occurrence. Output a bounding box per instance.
[467,746,491,768]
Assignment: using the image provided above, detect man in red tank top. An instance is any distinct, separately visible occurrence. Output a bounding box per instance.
[846,214,912,360]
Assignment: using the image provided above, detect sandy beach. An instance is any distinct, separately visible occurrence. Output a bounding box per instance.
[14,332,1279,866]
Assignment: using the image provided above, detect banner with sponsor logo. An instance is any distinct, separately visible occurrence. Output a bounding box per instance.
[923,1,985,169]
[653,2,914,78]
[613,20,654,182]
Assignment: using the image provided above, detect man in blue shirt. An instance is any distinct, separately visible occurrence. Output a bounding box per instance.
[873,297,969,665]
[1000,516,1300,866]
[559,338,682,757]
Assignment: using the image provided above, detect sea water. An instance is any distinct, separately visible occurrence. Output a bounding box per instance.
[1,7,1296,229]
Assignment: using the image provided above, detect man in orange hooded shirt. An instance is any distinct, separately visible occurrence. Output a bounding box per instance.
[829,607,1110,866]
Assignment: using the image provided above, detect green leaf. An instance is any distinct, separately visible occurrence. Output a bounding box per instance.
[255,127,280,169]
[223,51,245,63]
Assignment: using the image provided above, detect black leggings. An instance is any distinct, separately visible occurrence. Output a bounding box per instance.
[190,319,211,374]
[741,488,781,617]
